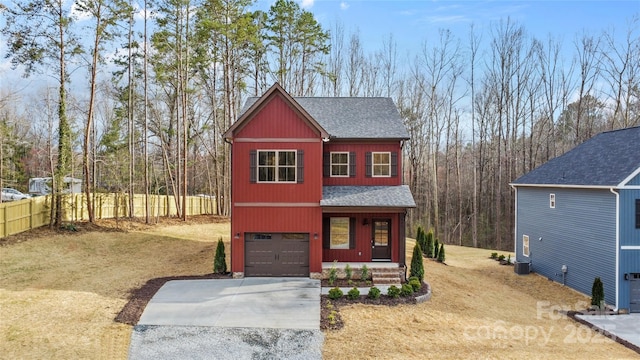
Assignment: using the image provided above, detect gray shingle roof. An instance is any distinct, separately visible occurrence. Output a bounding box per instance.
[320,185,416,208]
[512,126,640,187]
[241,97,409,140]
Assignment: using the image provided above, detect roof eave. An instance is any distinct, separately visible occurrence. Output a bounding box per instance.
[509,183,618,189]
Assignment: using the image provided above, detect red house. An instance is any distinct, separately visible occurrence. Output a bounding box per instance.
[223,84,415,281]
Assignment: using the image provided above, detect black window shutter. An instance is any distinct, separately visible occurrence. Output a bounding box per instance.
[349,218,356,249]
[323,153,330,177]
[297,150,304,183]
[249,150,257,183]
[636,199,640,229]
[323,217,330,249]
[365,152,372,177]
[349,152,356,177]
[391,152,398,177]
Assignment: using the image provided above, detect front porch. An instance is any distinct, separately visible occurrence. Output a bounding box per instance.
[316,262,406,286]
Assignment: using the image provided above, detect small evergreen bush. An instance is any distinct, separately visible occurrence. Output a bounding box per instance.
[426,230,434,258]
[328,287,343,300]
[387,285,401,298]
[360,264,370,280]
[400,283,414,297]
[433,239,440,259]
[328,262,338,286]
[368,286,381,299]
[490,252,498,259]
[347,287,360,300]
[498,254,505,261]
[410,243,425,282]
[437,244,445,263]
[506,254,511,265]
[345,263,352,280]
[591,277,605,309]
[409,278,421,292]
[213,237,227,273]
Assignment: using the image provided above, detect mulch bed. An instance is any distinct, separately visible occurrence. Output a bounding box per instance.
[115,273,233,326]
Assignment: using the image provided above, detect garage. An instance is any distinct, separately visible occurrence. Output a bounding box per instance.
[245,233,309,277]
[631,273,640,313]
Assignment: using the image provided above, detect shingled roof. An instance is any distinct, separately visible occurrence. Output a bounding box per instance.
[240,96,409,140]
[512,126,640,187]
[320,185,416,208]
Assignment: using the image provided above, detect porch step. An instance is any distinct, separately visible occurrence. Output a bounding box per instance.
[371,270,402,287]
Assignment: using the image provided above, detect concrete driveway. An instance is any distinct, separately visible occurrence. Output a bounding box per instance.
[138,277,321,329]
[129,278,323,360]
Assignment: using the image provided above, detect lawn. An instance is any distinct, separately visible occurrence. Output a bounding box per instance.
[1,221,636,359]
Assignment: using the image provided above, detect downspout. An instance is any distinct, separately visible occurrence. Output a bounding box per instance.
[510,184,518,261]
[225,137,234,274]
[610,187,619,311]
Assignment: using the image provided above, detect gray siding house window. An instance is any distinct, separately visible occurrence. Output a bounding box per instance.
[549,193,556,208]
[636,199,640,229]
[523,235,530,257]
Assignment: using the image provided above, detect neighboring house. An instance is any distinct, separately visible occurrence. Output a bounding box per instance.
[223,83,415,280]
[511,126,640,313]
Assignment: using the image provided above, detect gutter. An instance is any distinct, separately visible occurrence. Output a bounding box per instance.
[510,184,518,261]
[610,187,619,312]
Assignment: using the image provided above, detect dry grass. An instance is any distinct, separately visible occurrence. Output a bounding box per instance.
[0,216,229,359]
[2,224,636,359]
[322,240,638,360]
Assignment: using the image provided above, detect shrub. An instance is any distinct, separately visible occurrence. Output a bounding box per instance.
[591,277,605,309]
[213,237,227,274]
[328,262,338,286]
[400,283,414,297]
[368,286,381,299]
[416,226,426,256]
[409,278,421,292]
[360,264,370,280]
[328,287,343,300]
[347,287,360,300]
[345,263,352,280]
[433,239,440,259]
[490,252,498,259]
[506,254,511,265]
[387,285,401,298]
[426,230,434,258]
[410,243,425,282]
[437,244,445,263]
[498,254,505,261]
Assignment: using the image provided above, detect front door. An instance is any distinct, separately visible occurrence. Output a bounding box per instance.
[371,219,391,260]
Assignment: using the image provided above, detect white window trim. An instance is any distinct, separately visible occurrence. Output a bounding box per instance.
[523,234,530,257]
[257,150,297,183]
[330,152,349,177]
[372,151,391,177]
[330,217,350,250]
[549,193,556,209]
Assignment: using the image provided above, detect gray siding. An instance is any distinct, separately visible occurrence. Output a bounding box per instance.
[515,188,616,306]
[626,172,640,186]
[619,188,640,311]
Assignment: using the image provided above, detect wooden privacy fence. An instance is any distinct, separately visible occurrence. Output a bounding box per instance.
[0,193,217,238]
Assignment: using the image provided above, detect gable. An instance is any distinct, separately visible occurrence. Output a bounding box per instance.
[235,94,320,139]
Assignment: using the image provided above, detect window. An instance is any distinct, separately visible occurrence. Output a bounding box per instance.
[256,150,296,182]
[330,217,350,249]
[523,235,530,257]
[372,152,390,177]
[549,193,556,209]
[331,152,349,177]
[636,199,640,229]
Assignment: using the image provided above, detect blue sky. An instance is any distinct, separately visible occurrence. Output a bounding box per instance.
[260,0,640,56]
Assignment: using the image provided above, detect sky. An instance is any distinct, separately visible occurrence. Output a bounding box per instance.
[255,0,639,56]
[1,0,638,89]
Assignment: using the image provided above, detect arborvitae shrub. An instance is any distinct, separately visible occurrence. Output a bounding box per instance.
[410,243,425,282]
[361,264,370,280]
[328,263,338,286]
[345,263,352,280]
[433,239,440,259]
[328,287,343,300]
[426,231,434,258]
[591,277,605,309]
[368,286,381,299]
[213,237,227,274]
[490,252,498,259]
[387,285,401,298]
[400,283,414,297]
[347,287,360,300]
[437,244,445,263]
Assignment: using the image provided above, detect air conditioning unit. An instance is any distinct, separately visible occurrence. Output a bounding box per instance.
[514,261,530,275]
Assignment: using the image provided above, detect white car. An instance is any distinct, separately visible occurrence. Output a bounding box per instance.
[2,188,30,202]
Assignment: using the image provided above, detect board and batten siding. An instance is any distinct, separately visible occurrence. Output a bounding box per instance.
[619,188,640,310]
[515,187,617,306]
